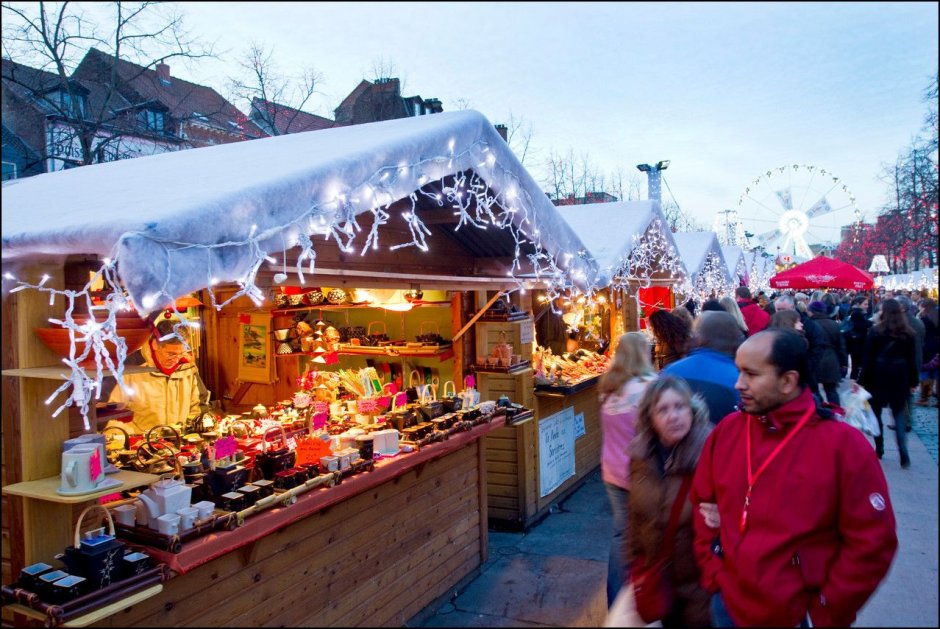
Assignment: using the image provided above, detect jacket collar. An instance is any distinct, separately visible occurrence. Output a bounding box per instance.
[747,387,820,432]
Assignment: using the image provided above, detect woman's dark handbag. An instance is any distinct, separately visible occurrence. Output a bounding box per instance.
[632,475,693,623]
[256,425,296,480]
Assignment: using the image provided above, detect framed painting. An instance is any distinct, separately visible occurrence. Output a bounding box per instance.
[237,313,275,383]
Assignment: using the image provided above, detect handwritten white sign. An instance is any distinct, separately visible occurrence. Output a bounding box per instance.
[574,412,585,439]
[539,407,576,498]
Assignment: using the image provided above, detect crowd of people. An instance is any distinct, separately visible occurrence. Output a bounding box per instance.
[601,284,938,627]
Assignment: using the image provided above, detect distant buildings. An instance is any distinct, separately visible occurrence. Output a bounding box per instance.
[2,49,446,180]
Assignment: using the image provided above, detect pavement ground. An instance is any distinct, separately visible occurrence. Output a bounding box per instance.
[409,402,939,628]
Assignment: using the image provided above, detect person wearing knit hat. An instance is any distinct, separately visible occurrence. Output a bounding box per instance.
[807,299,848,406]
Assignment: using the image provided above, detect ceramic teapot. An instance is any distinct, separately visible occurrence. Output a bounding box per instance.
[138,474,192,525]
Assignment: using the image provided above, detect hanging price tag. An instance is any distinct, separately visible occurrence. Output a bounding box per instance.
[214,435,238,460]
[89,447,102,481]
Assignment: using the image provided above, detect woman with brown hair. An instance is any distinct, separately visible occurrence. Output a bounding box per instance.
[860,298,918,467]
[647,309,691,370]
[620,376,712,626]
[718,296,749,338]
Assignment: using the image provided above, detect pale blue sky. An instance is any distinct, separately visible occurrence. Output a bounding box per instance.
[19,2,940,244]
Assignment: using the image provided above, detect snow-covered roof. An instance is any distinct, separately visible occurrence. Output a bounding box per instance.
[2,110,596,314]
[553,200,682,289]
[720,245,745,280]
[672,232,723,277]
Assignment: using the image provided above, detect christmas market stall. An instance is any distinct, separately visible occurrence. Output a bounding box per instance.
[744,248,776,295]
[0,110,598,626]
[720,245,748,289]
[481,200,685,529]
[671,231,734,304]
[875,266,938,297]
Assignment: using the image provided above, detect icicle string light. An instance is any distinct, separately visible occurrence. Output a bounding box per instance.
[6,137,589,428]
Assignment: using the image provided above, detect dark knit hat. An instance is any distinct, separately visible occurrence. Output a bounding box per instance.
[808,300,828,315]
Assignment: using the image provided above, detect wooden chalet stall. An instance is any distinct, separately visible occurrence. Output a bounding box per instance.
[484,201,685,529]
[0,111,596,626]
[671,231,734,305]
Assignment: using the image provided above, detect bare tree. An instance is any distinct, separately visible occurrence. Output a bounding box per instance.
[661,199,703,233]
[2,1,214,167]
[229,41,323,136]
[504,111,535,166]
[449,96,472,111]
[541,148,643,205]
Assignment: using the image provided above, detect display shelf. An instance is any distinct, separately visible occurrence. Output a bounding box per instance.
[3,584,163,627]
[270,300,451,316]
[1,469,159,504]
[1,365,153,380]
[275,346,454,361]
[533,374,601,396]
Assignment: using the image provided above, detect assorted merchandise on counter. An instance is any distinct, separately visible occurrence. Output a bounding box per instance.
[532,345,610,389]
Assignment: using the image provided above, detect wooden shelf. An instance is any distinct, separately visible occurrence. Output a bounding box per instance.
[4,583,163,627]
[2,469,159,504]
[276,347,454,361]
[271,300,451,316]
[1,365,152,380]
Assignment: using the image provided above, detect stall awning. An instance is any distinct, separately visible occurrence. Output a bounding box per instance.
[2,110,597,314]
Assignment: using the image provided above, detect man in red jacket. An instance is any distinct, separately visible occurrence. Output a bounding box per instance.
[735,286,770,336]
[691,328,897,627]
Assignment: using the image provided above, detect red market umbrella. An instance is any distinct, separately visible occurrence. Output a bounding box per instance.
[770,256,874,290]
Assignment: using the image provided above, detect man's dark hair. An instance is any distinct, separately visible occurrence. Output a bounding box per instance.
[758,328,809,387]
[735,286,752,300]
[693,311,745,356]
[851,295,867,307]
[153,318,184,345]
[701,299,724,312]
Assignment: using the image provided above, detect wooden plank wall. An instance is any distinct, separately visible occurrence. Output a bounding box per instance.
[534,388,602,516]
[95,441,485,627]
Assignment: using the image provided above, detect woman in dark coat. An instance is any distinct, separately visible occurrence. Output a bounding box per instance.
[626,376,712,626]
[807,301,848,406]
[842,295,872,380]
[860,298,918,468]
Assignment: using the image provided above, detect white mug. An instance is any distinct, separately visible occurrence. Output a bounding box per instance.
[59,444,103,494]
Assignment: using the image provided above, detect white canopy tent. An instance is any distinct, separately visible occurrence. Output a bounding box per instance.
[553,200,685,293]
[671,231,733,300]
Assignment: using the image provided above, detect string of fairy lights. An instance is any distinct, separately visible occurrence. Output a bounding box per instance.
[4,136,592,428]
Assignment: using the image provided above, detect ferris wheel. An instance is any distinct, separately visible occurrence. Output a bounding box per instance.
[735,164,862,262]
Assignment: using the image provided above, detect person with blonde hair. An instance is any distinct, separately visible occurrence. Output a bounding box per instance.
[719,296,749,338]
[598,332,658,607]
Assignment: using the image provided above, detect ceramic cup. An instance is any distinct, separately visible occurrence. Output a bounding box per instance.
[155,513,181,536]
[112,504,137,527]
[59,444,103,494]
[177,506,199,531]
[194,500,215,520]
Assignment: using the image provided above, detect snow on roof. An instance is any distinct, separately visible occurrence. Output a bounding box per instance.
[554,200,680,289]
[720,245,745,277]
[672,231,732,284]
[2,109,596,314]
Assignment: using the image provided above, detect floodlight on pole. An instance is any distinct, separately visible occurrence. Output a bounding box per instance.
[636,160,670,203]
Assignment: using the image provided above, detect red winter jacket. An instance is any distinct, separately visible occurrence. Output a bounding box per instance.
[737,300,770,336]
[690,388,897,627]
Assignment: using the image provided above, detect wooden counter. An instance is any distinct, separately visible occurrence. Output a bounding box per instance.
[485,378,601,529]
[87,418,502,627]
